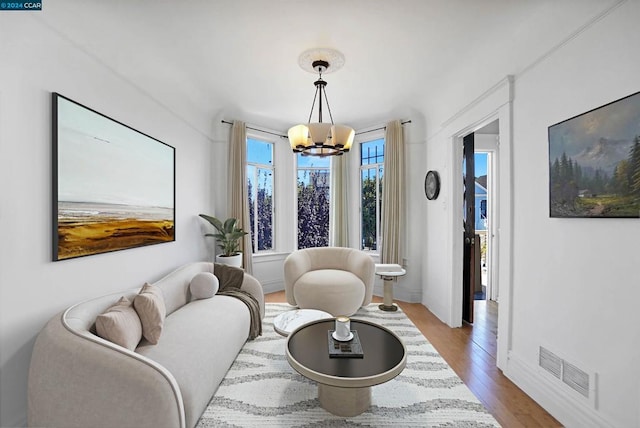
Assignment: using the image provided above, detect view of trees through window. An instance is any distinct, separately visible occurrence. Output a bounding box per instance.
[247,138,273,252]
[297,154,330,249]
[361,138,384,251]
[246,137,386,252]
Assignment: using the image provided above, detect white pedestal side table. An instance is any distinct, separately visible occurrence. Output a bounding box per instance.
[374,264,406,312]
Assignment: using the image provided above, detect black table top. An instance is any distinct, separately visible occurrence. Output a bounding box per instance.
[286,318,405,380]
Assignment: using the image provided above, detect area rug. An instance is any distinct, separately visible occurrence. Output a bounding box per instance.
[197,303,500,427]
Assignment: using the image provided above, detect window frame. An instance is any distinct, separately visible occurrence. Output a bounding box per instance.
[246,136,275,254]
[295,153,331,249]
[359,135,385,254]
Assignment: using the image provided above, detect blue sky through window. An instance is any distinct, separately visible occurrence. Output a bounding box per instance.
[361,138,384,165]
[475,153,487,177]
[247,138,273,165]
[297,153,330,168]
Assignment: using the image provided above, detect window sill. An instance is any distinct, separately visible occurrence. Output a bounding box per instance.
[251,251,289,263]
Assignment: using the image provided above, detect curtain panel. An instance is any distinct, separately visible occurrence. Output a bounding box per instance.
[229,120,253,273]
[381,120,405,265]
[329,155,349,247]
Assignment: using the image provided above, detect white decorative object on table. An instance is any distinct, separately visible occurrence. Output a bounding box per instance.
[374,264,406,312]
[333,316,352,341]
[273,309,332,336]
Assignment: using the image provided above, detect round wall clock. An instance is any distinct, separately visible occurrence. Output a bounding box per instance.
[425,170,440,200]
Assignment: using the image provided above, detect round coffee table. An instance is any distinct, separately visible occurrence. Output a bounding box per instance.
[286,318,406,417]
[273,308,333,336]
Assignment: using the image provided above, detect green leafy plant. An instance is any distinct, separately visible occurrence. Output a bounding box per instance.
[198,214,248,257]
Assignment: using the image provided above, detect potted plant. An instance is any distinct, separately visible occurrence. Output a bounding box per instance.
[198,214,248,267]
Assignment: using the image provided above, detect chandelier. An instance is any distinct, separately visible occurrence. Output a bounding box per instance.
[288,49,354,157]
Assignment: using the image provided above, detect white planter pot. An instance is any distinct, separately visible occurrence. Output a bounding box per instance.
[215,253,243,268]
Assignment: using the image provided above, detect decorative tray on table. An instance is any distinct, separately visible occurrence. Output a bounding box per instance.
[327,330,364,358]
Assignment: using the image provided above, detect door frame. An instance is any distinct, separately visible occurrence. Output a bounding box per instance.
[462,133,476,324]
[475,138,499,301]
[447,76,514,370]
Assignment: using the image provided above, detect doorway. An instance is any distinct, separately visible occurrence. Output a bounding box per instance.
[447,76,513,370]
[462,120,499,357]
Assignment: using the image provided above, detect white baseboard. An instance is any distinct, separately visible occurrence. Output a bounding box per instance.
[262,282,421,303]
[260,280,284,295]
[372,284,421,303]
[506,352,616,428]
[3,414,26,428]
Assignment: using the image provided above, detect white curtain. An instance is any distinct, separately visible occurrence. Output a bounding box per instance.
[381,120,405,265]
[329,155,349,247]
[229,120,253,273]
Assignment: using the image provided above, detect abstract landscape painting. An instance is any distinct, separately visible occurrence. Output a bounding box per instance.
[548,91,640,218]
[53,93,175,261]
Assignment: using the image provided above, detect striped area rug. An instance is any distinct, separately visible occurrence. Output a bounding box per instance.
[197,303,500,427]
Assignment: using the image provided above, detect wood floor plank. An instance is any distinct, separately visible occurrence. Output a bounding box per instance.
[264,291,561,427]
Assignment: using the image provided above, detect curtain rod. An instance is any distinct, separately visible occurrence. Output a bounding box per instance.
[355,120,412,136]
[221,119,412,138]
[221,120,287,138]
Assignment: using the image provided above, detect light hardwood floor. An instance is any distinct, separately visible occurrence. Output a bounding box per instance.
[265,291,561,427]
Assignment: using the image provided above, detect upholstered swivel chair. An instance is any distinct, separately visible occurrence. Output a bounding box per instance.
[283,247,375,316]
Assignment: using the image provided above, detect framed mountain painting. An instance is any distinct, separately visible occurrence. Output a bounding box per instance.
[548,91,640,218]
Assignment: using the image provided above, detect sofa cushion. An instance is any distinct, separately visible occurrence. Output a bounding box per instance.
[134,283,166,344]
[190,272,219,299]
[136,296,250,428]
[95,296,142,350]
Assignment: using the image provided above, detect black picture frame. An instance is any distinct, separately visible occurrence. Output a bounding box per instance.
[425,170,440,200]
[52,93,176,261]
[548,90,640,218]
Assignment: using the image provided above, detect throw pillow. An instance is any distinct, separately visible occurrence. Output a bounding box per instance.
[133,283,166,345]
[95,296,142,351]
[190,272,219,299]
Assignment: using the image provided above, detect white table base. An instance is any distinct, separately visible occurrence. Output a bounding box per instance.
[318,384,371,417]
[379,279,398,311]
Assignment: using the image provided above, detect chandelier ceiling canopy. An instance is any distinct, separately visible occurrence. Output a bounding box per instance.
[288,48,354,157]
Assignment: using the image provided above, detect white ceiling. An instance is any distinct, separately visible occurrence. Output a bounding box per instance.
[41,0,618,135]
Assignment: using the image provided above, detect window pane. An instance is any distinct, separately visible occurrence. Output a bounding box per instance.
[297,168,330,249]
[297,153,330,168]
[247,165,257,253]
[247,139,274,253]
[361,138,384,165]
[359,137,385,252]
[247,138,273,165]
[361,168,377,250]
[257,168,273,250]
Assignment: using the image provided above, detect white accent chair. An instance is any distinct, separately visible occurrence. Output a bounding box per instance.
[284,247,375,316]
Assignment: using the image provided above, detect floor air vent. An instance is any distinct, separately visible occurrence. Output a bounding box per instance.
[562,361,590,398]
[539,346,561,379]
[539,346,593,400]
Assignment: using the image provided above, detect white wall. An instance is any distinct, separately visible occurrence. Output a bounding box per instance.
[0,16,213,427]
[396,117,426,303]
[422,1,640,426]
[506,2,640,426]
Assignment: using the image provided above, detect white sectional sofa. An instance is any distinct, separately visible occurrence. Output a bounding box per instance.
[27,262,264,428]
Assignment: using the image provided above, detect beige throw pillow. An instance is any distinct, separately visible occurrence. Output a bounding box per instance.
[133,283,166,345]
[95,296,142,351]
